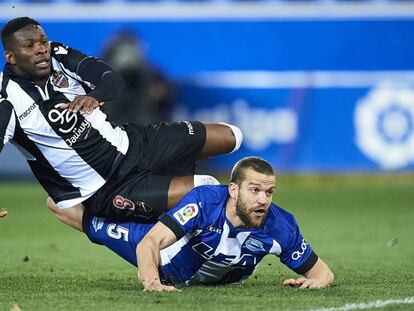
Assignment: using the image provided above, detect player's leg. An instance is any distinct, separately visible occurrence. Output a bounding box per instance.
[137,121,237,209]
[198,122,243,159]
[47,197,84,232]
[167,175,220,209]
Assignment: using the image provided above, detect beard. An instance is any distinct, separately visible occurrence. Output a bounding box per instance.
[235,193,267,228]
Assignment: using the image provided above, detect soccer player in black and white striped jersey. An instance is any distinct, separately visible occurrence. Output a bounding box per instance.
[0,17,243,227]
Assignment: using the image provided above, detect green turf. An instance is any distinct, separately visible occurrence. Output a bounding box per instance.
[1,175,413,311]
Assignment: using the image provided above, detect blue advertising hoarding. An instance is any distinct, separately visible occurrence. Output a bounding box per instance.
[1,5,414,174]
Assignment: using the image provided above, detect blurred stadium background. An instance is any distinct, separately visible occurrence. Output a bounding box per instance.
[1,2,414,311]
[1,0,414,176]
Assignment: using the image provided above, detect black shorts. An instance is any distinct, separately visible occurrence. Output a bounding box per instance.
[83,121,206,222]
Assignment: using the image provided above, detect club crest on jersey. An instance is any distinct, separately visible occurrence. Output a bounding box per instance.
[243,237,265,253]
[173,203,199,225]
[51,71,69,88]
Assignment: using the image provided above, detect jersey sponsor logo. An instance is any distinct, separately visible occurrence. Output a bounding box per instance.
[243,237,265,253]
[51,71,69,88]
[192,242,258,266]
[65,119,91,147]
[18,102,37,121]
[207,225,222,234]
[291,239,309,260]
[173,203,198,225]
[92,216,105,233]
[48,104,78,133]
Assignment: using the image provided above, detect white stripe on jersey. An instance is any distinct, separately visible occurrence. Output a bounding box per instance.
[214,222,251,259]
[269,240,282,256]
[85,110,129,155]
[52,58,129,155]
[160,230,203,266]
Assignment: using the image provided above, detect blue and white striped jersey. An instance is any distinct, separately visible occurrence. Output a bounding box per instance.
[85,185,318,286]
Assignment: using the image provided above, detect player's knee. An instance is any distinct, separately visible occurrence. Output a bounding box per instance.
[194,174,220,187]
[219,122,243,153]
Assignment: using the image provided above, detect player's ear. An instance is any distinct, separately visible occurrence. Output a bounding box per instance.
[228,182,238,200]
[5,51,16,65]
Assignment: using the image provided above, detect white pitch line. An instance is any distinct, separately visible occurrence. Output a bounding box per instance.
[302,296,414,311]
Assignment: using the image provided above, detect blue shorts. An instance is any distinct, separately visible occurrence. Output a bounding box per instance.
[82,208,154,266]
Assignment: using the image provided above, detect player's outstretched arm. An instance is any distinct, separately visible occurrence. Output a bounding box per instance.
[283,258,334,289]
[136,222,179,292]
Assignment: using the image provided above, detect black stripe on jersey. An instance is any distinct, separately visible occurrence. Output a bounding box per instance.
[12,123,81,202]
[293,251,319,275]
[160,214,186,240]
[0,100,14,153]
[1,71,10,98]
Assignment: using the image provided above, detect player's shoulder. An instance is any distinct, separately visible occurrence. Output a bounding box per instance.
[193,185,228,206]
[263,203,298,234]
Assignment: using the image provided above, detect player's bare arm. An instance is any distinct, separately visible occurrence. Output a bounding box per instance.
[136,221,179,292]
[282,258,334,289]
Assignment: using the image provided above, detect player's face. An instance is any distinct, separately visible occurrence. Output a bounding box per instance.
[5,24,51,83]
[235,168,275,228]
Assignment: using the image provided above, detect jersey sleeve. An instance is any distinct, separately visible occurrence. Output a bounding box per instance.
[159,188,205,240]
[0,99,16,154]
[278,213,318,275]
[51,42,125,102]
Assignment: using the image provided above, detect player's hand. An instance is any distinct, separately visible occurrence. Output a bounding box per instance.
[282,277,324,289]
[59,96,104,115]
[0,209,8,218]
[143,281,181,292]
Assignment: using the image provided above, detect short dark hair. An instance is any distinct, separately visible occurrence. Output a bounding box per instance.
[230,156,274,185]
[1,17,40,49]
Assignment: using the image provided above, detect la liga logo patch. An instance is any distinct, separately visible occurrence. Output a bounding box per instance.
[173,203,199,225]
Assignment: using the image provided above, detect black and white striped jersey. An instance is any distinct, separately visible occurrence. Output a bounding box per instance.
[0,42,129,208]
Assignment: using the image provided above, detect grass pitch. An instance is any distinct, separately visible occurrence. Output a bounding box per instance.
[0,175,413,311]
